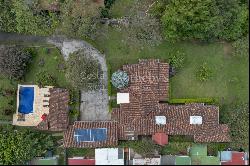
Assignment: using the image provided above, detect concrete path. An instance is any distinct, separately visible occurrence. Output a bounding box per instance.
[48,38,110,121]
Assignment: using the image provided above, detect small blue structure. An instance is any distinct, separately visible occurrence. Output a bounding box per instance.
[74,128,107,142]
[18,86,34,114]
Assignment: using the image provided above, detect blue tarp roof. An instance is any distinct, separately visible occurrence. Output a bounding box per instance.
[74,128,107,142]
[218,151,232,161]
[18,86,34,114]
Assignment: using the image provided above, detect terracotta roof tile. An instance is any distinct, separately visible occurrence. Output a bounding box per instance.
[111,59,230,142]
[36,88,70,131]
[63,59,230,148]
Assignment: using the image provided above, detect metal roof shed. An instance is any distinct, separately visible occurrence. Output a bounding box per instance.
[117,93,130,104]
[95,148,124,165]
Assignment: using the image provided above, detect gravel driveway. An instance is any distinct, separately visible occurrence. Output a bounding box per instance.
[48,37,110,121]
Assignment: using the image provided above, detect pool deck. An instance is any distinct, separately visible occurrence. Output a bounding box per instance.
[13,85,53,126]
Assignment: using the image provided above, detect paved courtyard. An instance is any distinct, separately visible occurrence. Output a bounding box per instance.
[80,89,111,121]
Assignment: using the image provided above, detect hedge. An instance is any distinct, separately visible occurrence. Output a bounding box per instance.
[168,98,216,104]
[108,100,119,112]
[107,63,112,96]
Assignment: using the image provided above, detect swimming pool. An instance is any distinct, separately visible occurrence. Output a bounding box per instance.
[18,86,34,114]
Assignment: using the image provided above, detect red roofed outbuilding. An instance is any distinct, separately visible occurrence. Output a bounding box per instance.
[219,151,248,165]
[152,133,168,146]
[68,158,95,165]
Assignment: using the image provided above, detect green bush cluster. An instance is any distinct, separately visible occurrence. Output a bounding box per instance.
[152,0,248,41]
[168,50,185,70]
[119,139,160,157]
[0,0,60,35]
[107,63,112,96]
[169,98,216,104]
[100,0,116,18]
[66,148,94,158]
[196,62,213,82]
[232,36,249,57]
[35,70,57,87]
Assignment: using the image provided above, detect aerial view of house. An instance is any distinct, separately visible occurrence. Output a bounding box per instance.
[0,0,248,165]
[63,59,230,150]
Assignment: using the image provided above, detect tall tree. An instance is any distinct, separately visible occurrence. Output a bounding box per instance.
[0,126,54,165]
[157,0,248,41]
[0,46,32,80]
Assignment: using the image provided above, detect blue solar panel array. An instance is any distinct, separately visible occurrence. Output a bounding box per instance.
[74,128,107,142]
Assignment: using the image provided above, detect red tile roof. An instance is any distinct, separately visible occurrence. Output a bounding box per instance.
[152,133,168,146]
[221,152,247,165]
[111,59,230,142]
[63,59,230,148]
[36,88,70,131]
[68,159,95,165]
[63,121,118,148]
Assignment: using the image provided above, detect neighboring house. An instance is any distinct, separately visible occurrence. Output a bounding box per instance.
[68,157,95,165]
[218,151,249,165]
[63,59,230,148]
[95,148,124,165]
[29,156,58,165]
[13,85,70,131]
[174,144,220,165]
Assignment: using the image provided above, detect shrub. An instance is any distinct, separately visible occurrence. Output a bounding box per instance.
[0,46,32,80]
[100,8,111,18]
[119,139,160,157]
[232,36,249,57]
[67,148,94,158]
[196,62,212,82]
[168,98,216,104]
[69,109,79,118]
[107,63,112,96]
[104,0,116,9]
[220,102,249,151]
[35,70,57,87]
[111,70,129,89]
[168,50,185,70]
[160,142,191,155]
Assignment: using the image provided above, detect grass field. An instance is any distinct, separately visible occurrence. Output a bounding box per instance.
[95,26,249,105]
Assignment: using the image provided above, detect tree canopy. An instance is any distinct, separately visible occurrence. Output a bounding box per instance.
[0,0,60,35]
[0,126,54,165]
[220,102,249,150]
[0,46,32,80]
[66,51,101,91]
[152,0,249,41]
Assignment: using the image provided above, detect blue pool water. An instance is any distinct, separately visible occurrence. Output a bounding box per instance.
[18,86,34,114]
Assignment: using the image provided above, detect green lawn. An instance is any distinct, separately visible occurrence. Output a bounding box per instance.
[95,26,249,105]
[24,47,68,88]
